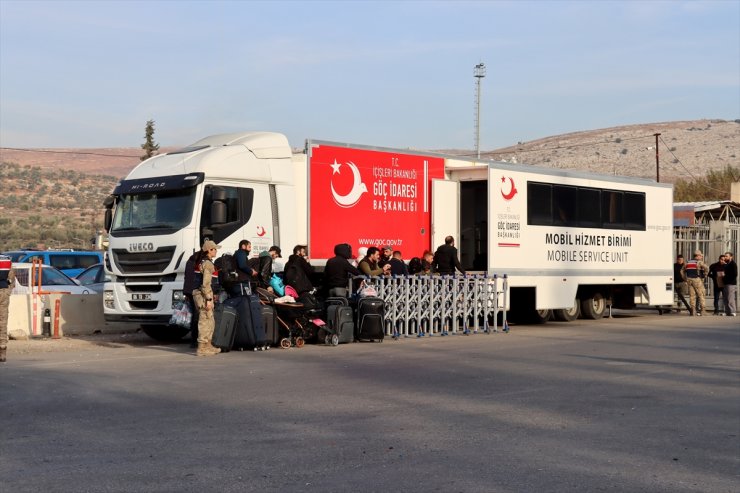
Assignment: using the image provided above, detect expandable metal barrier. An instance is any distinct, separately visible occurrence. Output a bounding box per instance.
[349,274,508,337]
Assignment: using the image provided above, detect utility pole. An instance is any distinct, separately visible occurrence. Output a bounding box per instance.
[474,62,486,160]
[654,133,661,182]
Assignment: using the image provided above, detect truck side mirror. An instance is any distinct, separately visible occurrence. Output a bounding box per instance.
[210,201,227,224]
[104,209,112,232]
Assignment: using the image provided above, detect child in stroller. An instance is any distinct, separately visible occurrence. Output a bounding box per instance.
[255,287,323,348]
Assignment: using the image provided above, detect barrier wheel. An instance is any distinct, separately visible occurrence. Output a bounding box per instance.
[295,337,305,348]
[330,334,339,346]
[280,338,292,349]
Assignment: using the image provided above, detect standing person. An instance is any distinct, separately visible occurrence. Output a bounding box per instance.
[378,245,393,269]
[192,240,222,356]
[324,243,361,297]
[358,247,390,276]
[420,250,434,274]
[433,236,465,275]
[0,255,17,363]
[182,250,201,348]
[685,249,709,316]
[389,250,410,276]
[233,239,256,296]
[722,251,737,316]
[673,254,691,314]
[283,245,315,295]
[708,254,727,315]
[269,246,284,276]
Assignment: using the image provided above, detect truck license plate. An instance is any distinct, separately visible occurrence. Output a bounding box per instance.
[131,294,151,301]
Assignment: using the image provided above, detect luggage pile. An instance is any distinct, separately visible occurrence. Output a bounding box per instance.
[209,287,388,351]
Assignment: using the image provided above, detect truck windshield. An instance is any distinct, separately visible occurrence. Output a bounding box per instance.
[111,188,197,233]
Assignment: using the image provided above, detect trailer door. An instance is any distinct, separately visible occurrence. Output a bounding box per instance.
[432,179,460,252]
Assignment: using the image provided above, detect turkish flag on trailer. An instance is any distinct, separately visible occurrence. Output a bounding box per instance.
[308,143,445,260]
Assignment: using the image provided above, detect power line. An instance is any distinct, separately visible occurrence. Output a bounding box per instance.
[451,133,657,159]
[657,136,730,195]
[0,147,140,158]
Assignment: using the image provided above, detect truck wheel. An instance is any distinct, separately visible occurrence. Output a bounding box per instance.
[580,293,606,319]
[141,324,189,342]
[554,299,580,322]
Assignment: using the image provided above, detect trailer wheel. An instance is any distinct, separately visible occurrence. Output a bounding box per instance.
[581,293,606,319]
[141,324,189,342]
[554,299,580,322]
[531,309,552,324]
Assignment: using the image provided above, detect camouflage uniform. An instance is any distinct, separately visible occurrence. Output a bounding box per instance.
[685,252,709,316]
[192,257,219,356]
[0,256,17,363]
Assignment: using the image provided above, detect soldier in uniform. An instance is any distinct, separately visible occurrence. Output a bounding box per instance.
[192,240,222,356]
[685,249,709,316]
[0,255,17,363]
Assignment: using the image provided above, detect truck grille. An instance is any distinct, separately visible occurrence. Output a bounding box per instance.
[111,247,176,274]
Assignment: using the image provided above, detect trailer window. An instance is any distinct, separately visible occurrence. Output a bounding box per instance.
[577,188,601,228]
[527,183,552,225]
[527,181,646,231]
[553,186,577,227]
[624,192,646,230]
[602,191,624,228]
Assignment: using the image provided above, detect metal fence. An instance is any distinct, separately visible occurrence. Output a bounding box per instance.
[349,274,508,337]
[673,222,740,312]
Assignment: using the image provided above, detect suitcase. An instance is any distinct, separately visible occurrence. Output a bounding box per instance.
[212,304,238,352]
[324,297,354,345]
[356,297,385,342]
[224,295,266,350]
[261,304,279,346]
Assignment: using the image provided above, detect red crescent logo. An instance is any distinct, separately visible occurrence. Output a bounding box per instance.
[256,226,266,237]
[500,176,518,201]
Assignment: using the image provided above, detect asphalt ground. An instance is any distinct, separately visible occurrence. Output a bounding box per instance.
[1,312,738,493]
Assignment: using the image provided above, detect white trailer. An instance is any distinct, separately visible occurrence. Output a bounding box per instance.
[435,161,674,322]
[103,132,673,339]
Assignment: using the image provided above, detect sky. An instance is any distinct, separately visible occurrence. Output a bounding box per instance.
[0,0,738,151]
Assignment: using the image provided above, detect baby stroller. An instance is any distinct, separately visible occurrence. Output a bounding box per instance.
[255,287,323,348]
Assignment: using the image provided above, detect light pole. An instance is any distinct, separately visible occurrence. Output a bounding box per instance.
[474,63,486,159]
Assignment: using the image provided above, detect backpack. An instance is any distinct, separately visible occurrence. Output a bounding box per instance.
[182,254,198,295]
[214,253,238,291]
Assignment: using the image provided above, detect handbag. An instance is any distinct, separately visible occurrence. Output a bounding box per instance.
[358,281,378,298]
[169,300,192,328]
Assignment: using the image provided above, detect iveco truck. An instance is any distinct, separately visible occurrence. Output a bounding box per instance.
[103,132,673,339]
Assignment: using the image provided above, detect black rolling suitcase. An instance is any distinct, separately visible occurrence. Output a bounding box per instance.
[324,297,354,345]
[356,297,385,342]
[225,295,267,350]
[212,303,238,352]
[261,304,279,346]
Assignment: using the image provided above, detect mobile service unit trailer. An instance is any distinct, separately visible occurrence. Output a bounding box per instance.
[437,160,674,322]
[103,132,673,339]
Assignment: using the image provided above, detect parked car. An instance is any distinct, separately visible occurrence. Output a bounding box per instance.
[11,262,95,295]
[2,250,37,262]
[74,263,109,294]
[18,250,103,277]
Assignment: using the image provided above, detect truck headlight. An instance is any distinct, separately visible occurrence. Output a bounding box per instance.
[172,290,185,303]
[104,290,115,309]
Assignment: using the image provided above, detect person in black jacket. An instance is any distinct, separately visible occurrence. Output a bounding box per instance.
[722,251,737,316]
[283,245,315,295]
[324,243,360,297]
[432,236,465,275]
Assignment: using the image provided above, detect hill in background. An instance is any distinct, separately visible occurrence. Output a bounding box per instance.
[0,119,737,251]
